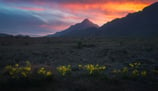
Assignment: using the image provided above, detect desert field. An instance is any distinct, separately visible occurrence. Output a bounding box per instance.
[0,37,158,91]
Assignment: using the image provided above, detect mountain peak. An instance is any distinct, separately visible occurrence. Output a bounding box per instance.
[82,18,91,23]
[80,18,99,28]
[50,18,99,37]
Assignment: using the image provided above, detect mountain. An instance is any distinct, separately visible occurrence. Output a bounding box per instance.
[97,2,158,37]
[48,19,99,37]
[48,2,158,37]
[0,33,13,37]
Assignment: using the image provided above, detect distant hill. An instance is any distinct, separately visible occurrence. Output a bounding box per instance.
[0,33,31,38]
[14,35,30,38]
[97,2,158,37]
[47,19,99,37]
[0,33,13,37]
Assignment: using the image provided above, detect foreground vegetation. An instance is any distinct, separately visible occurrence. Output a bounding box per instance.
[1,61,158,79]
[0,37,158,91]
[0,61,158,91]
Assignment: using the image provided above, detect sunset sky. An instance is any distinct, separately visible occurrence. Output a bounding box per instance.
[0,0,157,36]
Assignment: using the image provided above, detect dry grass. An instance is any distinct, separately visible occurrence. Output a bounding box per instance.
[0,37,158,91]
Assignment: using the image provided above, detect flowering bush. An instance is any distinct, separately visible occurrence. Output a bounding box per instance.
[4,61,31,78]
[129,62,141,68]
[79,64,106,75]
[56,65,71,76]
[141,70,147,77]
[1,62,155,82]
[37,67,52,77]
[131,69,139,77]
[122,67,128,73]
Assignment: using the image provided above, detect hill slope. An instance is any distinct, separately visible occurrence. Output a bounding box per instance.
[97,2,158,37]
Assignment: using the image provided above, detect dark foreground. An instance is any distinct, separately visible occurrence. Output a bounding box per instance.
[0,37,158,91]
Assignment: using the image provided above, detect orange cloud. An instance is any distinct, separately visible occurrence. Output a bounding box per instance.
[1,0,157,36]
[5,0,155,26]
[103,2,148,12]
[53,2,150,26]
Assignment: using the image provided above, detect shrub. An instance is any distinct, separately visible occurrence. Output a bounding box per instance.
[122,67,128,73]
[56,65,71,76]
[112,69,121,74]
[37,67,52,77]
[4,61,31,79]
[141,70,147,77]
[129,62,141,68]
[80,64,106,75]
[77,41,83,49]
[131,69,139,77]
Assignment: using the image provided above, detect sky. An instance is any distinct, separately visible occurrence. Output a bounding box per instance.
[0,0,157,36]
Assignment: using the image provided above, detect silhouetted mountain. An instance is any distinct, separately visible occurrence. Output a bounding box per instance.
[97,2,158,37]
[0,33,13,37]
[48,19,99,37]
[47,2,158,37]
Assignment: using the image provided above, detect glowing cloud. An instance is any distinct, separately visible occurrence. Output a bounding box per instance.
[0,0,157,36]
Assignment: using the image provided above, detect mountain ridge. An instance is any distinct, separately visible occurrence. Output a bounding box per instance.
[47,19,99,37]
[47,2,158,37]
[96,2,158,37]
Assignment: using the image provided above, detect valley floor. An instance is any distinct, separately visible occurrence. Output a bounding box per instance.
[0,37,158,91]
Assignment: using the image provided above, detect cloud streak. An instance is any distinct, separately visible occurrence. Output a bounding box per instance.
[0,0,157,36]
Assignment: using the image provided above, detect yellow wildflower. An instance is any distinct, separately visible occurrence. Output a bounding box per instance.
[122,67,128,73]
[46,71,52,77]
[141,70,147,77]
[78,64,82,68]
[15,64,19,67]
[24,67,31,71]
[57,65,71,76]
[21,72,27,77]
[132,69,139,77]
